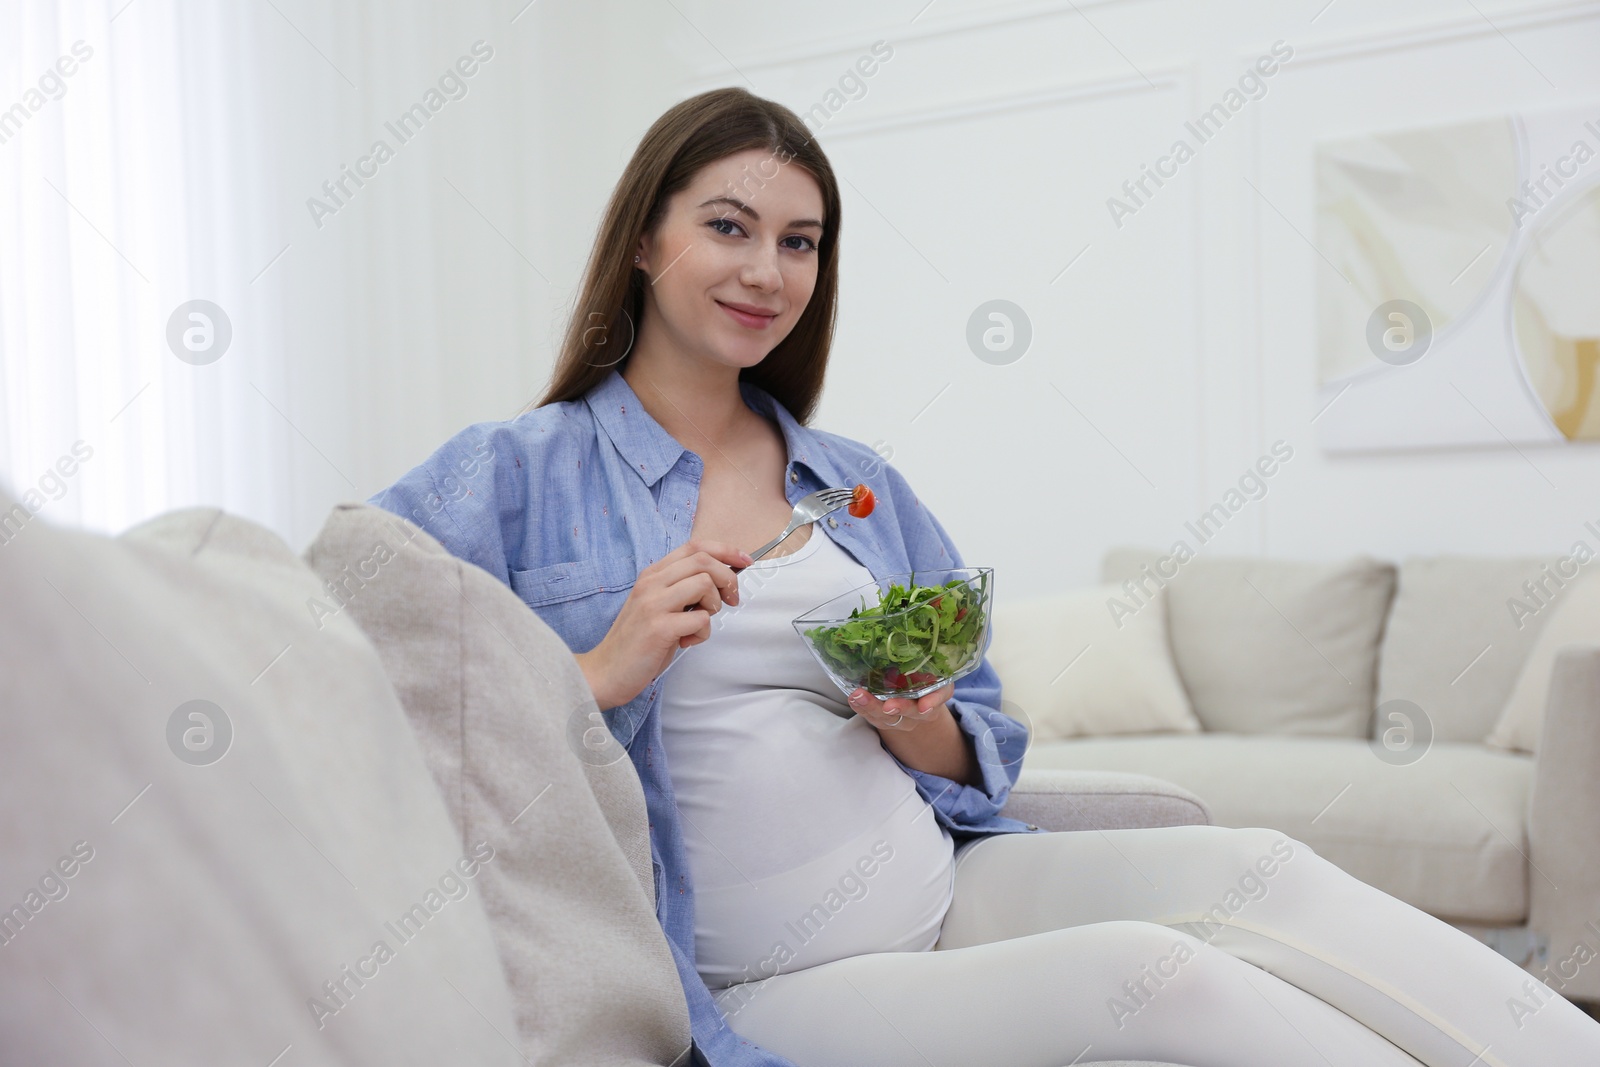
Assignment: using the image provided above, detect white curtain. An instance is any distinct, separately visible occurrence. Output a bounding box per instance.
[1,0,626,549]
[1,0,295,538]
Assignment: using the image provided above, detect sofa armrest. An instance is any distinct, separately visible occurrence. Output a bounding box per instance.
[1527,643,1600,1002]
[998,768,1212,832]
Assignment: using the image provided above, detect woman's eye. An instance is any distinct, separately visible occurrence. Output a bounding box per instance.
[708,217,815,254]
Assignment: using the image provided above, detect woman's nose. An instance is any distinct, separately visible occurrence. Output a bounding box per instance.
[740,247,783,291]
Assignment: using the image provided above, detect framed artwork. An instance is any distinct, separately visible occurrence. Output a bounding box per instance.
[1314,104,1600,452]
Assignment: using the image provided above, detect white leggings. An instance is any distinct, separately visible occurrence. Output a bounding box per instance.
[710,825,1600,1067]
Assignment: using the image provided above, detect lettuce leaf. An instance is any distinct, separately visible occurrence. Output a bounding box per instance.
[802,573,987,693]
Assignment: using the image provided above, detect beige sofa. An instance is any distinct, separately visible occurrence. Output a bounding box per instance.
[990,545,1600,1008]
[0,492,1210,1067]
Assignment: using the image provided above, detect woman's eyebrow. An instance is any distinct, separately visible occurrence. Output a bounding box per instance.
[699,195,824,231]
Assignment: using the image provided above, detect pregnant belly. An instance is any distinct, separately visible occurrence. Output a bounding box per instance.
[690,781,957,991]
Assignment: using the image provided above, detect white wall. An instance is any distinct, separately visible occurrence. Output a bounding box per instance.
[250,0,704,549]
[6,0,1599,579]
[672,0,1600,592]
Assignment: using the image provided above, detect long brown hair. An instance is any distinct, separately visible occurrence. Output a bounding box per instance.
[525,87,842,425]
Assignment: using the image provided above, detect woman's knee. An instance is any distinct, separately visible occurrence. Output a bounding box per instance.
[1090,918,1209,957]
[1075,918,1219,982]
[1181,825,1312,883]
[1150,827,1313,943]
[1075,920,1236,1031]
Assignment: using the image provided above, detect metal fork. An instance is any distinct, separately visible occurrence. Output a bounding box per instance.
[677,486,857,612]
[744,486,857,565]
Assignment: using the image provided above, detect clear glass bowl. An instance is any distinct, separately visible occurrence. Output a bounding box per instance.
[792,567,994,701]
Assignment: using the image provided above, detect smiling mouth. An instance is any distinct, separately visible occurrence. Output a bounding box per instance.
[717,301,779,329]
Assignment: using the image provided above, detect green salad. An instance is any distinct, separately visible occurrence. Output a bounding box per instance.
[802,573,987,693]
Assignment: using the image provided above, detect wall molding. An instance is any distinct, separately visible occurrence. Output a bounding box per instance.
[783,64,1185,141]
[687,0,1138,81]
[1241,0,1599,70]
[692,1,1599,88]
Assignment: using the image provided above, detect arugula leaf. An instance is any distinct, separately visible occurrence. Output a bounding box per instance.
[802,572,987,694]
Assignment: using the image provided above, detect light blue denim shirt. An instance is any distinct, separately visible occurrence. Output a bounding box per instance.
[369,366,1040,1067]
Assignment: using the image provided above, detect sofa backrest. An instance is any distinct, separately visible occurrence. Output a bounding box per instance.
[0,490,522,1065]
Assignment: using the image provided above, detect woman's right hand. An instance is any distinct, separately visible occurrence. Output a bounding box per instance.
[574,539,750,709]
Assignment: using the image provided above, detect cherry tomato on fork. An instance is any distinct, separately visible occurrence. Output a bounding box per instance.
[848,483,875,518]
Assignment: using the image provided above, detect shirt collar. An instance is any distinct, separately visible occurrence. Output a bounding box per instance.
[584,367,838,489]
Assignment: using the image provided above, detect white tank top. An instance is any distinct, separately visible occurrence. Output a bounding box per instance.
[657,527,956,990]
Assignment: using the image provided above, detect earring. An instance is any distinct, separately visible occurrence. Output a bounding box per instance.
[634,255,641,263]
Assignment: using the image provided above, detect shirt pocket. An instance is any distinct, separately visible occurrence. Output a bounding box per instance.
[509,553,639,607]
[509,554,640,653]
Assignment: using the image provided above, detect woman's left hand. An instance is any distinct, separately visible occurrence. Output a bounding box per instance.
[847,681,955,732]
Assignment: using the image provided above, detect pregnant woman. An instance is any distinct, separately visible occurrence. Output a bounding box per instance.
[369,87,1600,1067]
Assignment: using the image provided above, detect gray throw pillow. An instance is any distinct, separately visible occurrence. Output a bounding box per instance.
[1102,546,1396,736]
[1378,556,1558,744]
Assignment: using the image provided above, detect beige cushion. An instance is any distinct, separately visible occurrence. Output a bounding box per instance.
[303,503,691,1066]
[1487,569,1600,753]
[1378,556,1555,743]
[1101,547,1396,736]
[988,584,1199,739]
[0,493,520,1065]
[1024,734,1532,925]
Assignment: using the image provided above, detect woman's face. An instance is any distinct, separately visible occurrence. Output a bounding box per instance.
[636,147,825,370]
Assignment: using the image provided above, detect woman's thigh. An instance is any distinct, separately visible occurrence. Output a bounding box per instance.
[713,917,1426,1067]
[939,824,1317,950]
[935,825,1600,1067]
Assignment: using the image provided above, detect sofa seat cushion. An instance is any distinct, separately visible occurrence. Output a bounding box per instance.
[1023,735,1532,924]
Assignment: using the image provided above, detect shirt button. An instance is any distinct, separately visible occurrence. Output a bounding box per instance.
[1026,824,1039,831]
[827,516,838,528]
[788,468,798,484]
